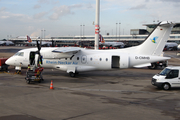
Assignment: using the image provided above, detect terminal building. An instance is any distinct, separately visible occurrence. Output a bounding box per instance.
[10,22,180,47]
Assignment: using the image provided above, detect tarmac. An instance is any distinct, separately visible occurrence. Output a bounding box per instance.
[0,46,180,120]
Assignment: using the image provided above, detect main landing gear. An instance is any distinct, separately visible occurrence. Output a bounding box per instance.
[69,72,75,77]
[69,72,79,77]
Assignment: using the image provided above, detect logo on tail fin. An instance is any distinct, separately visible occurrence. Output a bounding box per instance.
[99,34,105,43]
[150,37,158,43]
[27,35,32,43]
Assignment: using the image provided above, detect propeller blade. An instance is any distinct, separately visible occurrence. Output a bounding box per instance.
[36,41,41,51]
[36,40,43,65]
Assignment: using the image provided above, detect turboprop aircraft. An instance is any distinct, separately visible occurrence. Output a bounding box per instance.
[6,21,174,77]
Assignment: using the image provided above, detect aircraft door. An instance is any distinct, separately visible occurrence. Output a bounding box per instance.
[29,52,36,65]
[111,56,120,68]
[81,55,87,64]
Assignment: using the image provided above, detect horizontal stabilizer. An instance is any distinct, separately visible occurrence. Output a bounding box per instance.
[52,47,81,54]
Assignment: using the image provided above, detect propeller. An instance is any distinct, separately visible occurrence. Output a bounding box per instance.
[36,40,43,65]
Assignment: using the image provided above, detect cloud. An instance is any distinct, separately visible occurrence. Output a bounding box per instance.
[86,3,93,9]
[30,29,41,37]
[49,5,72,20]
[38,0,50,4]
[49,4,82,20]
[33,5,41,9]
[0,7,6,12]
[70,4,82,8]
[33,12,47,19]
[159,0,180,2]
[130,4,146,10]
[27,26,35,31]
[37,0,59,4]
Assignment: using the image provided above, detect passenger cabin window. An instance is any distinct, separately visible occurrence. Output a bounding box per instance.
[167,70,179,79]
[99,58,102,61]
[77,57,79,60]
[106,58,108,61]
[90,58,93,61]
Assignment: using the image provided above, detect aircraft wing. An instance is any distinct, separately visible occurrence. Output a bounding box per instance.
[52,47,81,54]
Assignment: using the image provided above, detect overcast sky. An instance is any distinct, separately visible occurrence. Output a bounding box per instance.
[0,0,180,39]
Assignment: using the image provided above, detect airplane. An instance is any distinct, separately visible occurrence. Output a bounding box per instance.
[5,21,174,77]
[164,42,178,51]
[26,35,52,47]
[99,34,125,48]
[0,40,14,46]
[25,41,52,47]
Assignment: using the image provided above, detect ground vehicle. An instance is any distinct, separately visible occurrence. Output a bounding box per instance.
[25,66,44,84]
[0,58,8,71]
[151,66,180,90]
[148,60,168,69]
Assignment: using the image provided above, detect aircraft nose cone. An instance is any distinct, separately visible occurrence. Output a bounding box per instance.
[5,58,13,65]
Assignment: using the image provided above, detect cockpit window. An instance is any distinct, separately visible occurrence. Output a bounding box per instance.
[14,52,24,57]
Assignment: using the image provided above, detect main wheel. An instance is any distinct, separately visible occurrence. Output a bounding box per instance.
[148,63,157,69]
[163,83,170,90]
[26,80,30,84]
[69,72,75,77]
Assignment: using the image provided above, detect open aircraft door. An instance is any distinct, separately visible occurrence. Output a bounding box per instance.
[112,56,120,68]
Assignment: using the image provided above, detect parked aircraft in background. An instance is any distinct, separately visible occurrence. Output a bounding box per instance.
[99,34,125,48]
[25,36,52,47]
[25,41,52,47]
[164,42,178,51]
[6,21,174,77]
[0,40,14,46]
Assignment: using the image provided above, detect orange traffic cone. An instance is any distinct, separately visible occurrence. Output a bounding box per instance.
[50,80,54,89]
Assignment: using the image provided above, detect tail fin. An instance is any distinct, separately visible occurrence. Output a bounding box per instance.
[136,21,174,56]
[99,34,105,43]
[27,35,32,43]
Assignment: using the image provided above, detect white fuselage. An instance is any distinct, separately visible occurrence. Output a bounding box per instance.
[6,47,169,73]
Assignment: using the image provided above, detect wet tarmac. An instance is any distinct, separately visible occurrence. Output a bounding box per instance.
[0,47,180,120]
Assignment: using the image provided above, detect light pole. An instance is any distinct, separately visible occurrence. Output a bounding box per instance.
[95,0,100,50]
[80,25,82,41]
[83,24,85,40]
[44,29,46,40]
[116,23,118,41]
[41,30,43,39]
[119,22,121,41]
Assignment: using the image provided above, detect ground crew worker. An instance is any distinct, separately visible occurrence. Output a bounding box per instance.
[27,64,31,72]
[35,64,44,80]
